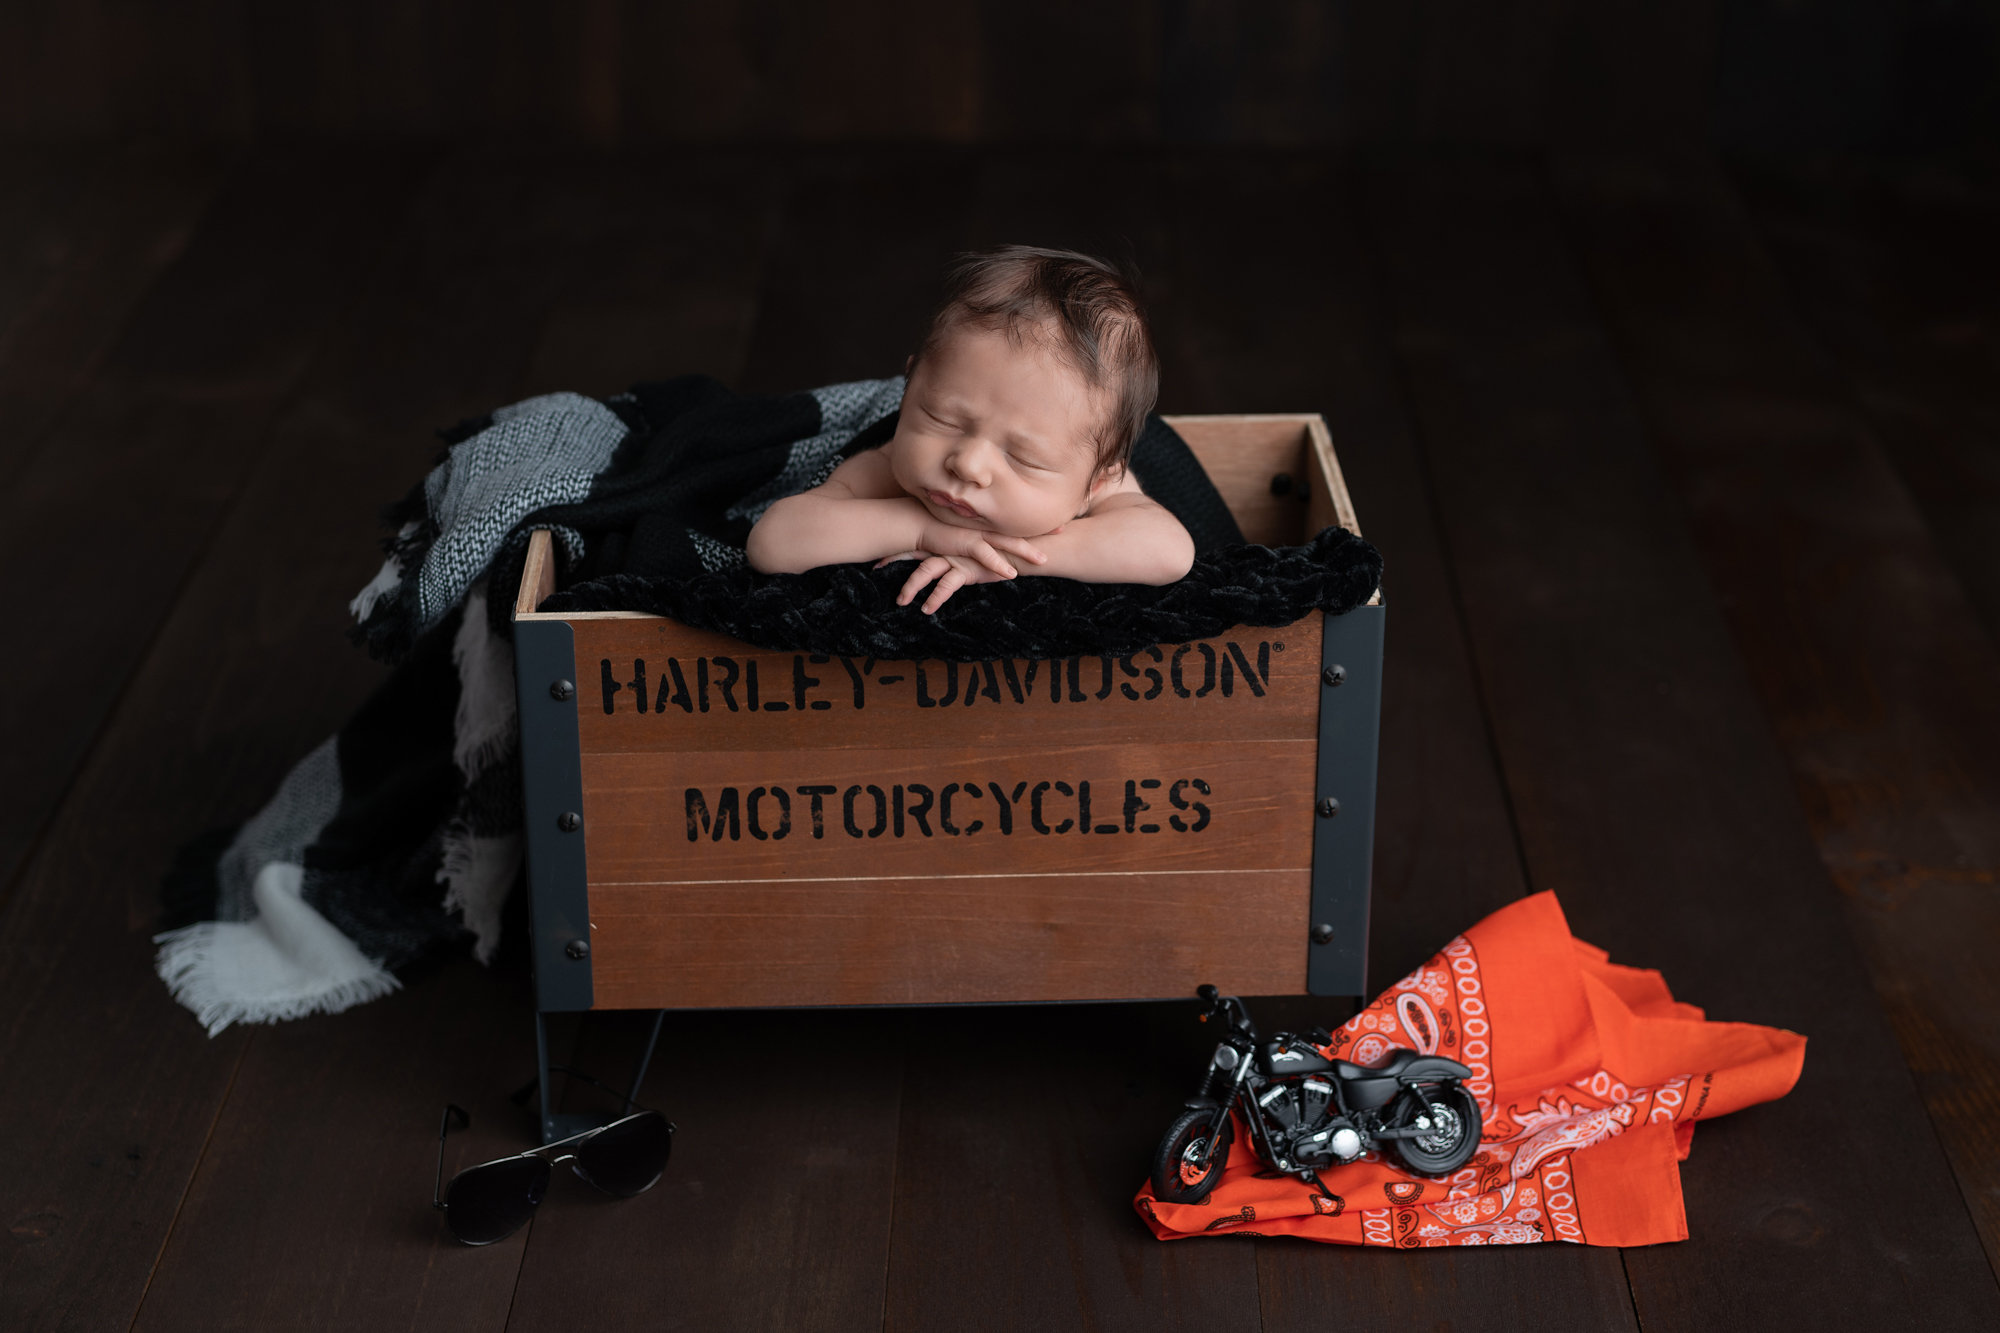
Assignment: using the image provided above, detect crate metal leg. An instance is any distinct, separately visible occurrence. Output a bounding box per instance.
[629,1009,666,1110]
[533,1008,668,1145]
[1308,602,1384,996]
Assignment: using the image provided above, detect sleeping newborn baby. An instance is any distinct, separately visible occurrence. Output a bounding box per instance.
[745,246,1195,613]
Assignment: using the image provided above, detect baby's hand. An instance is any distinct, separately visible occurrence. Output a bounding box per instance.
[915,520,1046,578]
[889,554,1012,614]
[874,521,1047,613]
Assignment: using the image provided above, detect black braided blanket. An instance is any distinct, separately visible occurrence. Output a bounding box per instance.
[548,525,1381,661]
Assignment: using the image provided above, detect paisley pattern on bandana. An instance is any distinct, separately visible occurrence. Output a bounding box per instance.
[1136,892,1805,1249]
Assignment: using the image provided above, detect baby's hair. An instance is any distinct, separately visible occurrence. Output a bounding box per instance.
[912,245,1159,473]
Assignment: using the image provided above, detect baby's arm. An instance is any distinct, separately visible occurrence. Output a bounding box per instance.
[746,449,1046,577]
[1022,484,1196,586]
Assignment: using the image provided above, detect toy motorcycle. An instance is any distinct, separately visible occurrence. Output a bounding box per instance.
[1150,985,1484,1204]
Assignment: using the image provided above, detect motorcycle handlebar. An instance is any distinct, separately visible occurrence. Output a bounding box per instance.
[1193,985,1259,1037]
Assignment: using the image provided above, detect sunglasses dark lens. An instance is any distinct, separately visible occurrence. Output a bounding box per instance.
[444,1155,550,1245]
[573,1112,672,1198]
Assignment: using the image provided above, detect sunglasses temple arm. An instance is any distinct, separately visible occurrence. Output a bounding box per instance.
[435,1104,469,1210]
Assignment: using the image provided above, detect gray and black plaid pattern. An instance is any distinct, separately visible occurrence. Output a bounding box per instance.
[724,377,905,524]
[415,392,629,634]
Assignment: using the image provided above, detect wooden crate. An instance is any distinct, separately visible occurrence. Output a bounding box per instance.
[512,414,1382,1013]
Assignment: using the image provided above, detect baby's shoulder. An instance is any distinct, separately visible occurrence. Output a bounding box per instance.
[816,444,901,498]
[1079,464,1150,515]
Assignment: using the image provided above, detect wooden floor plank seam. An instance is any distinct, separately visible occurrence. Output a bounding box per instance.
[0,148,233,497]
[125,1033,255,1333]
[1377,276,1544,913]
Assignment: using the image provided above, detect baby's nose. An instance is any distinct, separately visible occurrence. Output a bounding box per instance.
[949,440,996,485]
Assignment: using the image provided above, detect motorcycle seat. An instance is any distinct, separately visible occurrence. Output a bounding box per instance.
[1333,1049,1421,1080]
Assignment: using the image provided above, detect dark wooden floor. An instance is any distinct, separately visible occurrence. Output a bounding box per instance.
[3,144,1999,1331]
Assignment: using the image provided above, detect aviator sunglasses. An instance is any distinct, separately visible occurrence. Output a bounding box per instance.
[433,1068,675,1245]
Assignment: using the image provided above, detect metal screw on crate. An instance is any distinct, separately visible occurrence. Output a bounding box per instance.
[550,679,575,701]
[1270,472,1293,496]
[1317,797,1340,818]
[558,811,582,832]
[1322,664,1346,687]
[1311,923,1335,946]
[565,939,590,960]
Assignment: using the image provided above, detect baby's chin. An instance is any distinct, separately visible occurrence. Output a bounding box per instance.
[938,510,1058,540]
[914,493,1051,539]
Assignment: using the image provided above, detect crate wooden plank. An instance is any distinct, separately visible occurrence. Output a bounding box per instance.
[1552,149,2000,1276]
[565,621,1322,752]
[588,868,1310,1009]
[582,741,1314,882]
[1366,156,2000,1327]
[0,149,430,1333]
[1166,414,1337,544]
[1149,148,1642,1331]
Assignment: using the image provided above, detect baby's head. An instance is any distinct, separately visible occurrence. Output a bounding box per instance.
[888,246,1158,539]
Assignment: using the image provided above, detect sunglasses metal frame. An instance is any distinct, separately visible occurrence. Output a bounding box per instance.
[433,1069,675,1246]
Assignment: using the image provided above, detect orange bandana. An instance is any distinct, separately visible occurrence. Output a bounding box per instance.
[1136,891,1805,1246]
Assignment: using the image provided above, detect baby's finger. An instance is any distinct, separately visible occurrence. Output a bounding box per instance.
[874,550,923,568]
[920,567,967,614]
[968,542,1018,580]
[897,556,951,606]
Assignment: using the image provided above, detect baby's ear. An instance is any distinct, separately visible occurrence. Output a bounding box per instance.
[1087,461,1125,497]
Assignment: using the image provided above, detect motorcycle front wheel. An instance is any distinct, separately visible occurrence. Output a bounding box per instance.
[1387,1085,1482,1176]
[1150,1108,1234,1204]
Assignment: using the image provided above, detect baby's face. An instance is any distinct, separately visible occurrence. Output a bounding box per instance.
[887,319,1113,539]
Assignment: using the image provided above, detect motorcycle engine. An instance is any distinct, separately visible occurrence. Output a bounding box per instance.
[1267,1077,1367,1166]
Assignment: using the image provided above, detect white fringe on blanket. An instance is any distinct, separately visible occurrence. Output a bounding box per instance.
[153,862,401,1036]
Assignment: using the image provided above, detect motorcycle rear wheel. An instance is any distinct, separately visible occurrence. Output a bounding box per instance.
[1151,1108,1234,1204]
[1388,1085,1482,1176]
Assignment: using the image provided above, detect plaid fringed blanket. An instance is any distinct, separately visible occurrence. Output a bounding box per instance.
[154,376,1383,1034]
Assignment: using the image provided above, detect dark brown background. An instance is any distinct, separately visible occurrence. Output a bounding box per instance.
[4,0,1997,153]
